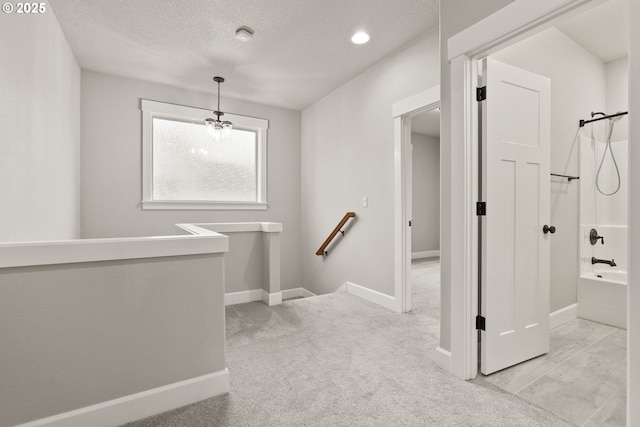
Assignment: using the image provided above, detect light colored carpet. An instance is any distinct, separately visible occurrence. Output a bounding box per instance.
[124,259,571,427]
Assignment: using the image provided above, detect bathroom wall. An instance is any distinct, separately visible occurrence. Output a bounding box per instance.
[300,30,440,296]
[580,138,628,227]
[80,71,302,290]
[579,56,628,276]
[606,56,629,143]
[492,27,606,312]
[0,0,81,242]
[628,2,640,423]
[411,133,440,255]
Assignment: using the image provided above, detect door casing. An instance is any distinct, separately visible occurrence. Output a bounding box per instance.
[446,0,611,380]
[392,85,440,313]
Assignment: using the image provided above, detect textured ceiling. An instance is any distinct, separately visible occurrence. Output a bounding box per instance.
[555,0,627,64]
[49,0,439,110]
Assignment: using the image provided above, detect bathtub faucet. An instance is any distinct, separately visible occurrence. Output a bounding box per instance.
[591,257,616,267]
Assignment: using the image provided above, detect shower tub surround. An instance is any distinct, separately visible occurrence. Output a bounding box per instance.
[579,135,628,329]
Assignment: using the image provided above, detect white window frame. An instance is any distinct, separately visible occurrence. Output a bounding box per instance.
[141,99,269,210]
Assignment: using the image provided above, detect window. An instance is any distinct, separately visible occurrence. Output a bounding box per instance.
[141,100,268,210]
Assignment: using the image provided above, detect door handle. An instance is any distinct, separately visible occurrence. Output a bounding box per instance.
[543,225,556,234]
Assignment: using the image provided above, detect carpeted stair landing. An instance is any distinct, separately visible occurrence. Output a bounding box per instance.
[124,266,571,427]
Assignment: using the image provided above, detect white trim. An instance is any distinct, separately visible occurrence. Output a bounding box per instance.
[16,370,229,427]
[345,281,397,312]
[143,201,268,211]
[412,250,440,260]
[392,86,441,119]
[448,54,480,380]
[447,0,603,60]
[281,288,316,300]
[141,100,269,129]
[0,232,228,269]
[549,303,577,329]
[141,99,269,210]
[630,2,640,423]
[177,222,283,234]
[446,0,609,382]
[392,86,441,314]
[262,290,282,306]
[225,289,263,306]
[433,347,452,373]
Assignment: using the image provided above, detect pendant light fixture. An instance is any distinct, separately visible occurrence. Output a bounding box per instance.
[205,76,233,142]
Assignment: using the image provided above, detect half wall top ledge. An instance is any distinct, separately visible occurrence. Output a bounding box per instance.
[0,226,228,269]
[0,222,287,269]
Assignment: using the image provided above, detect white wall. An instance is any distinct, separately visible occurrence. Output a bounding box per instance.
[629,3,640,424]
[80,71,302,290]
[0,1,81,242]
[300,30,440,296]
[411,133,440,254]
[606,56,629,143]
[439,0,516,352]
[0,253,225,426]
[491,27,606,312]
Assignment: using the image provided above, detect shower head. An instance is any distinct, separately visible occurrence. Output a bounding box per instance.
[609,111,625,122]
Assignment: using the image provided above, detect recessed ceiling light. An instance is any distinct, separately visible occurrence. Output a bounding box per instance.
[235,26,254,42]
[351,32,370,45]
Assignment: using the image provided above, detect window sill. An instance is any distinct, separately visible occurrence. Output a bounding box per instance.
[142,200,268,211]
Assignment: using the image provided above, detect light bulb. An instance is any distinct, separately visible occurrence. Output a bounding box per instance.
[205,119,215,137]
[222,122,233,140]
[351,32,370,44]
[213,126,222,143]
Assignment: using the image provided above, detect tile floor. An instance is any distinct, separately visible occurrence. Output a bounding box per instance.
[411,257,626,427]
[476,318,627,427]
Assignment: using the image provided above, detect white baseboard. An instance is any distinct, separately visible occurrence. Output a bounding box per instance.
[345,281,397,312]
[433,346,452,373]
[261,290,282,306]
[16,369,229,427]
[412,250,440,260]
[225,289,285,306]
[549,303,577,329]
[225,289,262,306]
[281,287,316,300]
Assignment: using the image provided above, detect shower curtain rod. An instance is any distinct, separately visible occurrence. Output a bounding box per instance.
[551,173,579,182]
[579,111,628,127]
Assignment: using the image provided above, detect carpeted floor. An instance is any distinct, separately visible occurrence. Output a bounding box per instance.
[124,259,571,427]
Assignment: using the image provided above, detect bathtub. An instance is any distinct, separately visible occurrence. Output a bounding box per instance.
[588,270,627,284]
[578,270,627,329]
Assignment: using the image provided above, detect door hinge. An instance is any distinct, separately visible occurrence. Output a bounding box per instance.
[476,202,486,216]
[477,86,487,102]
[409,220,412,227]
[476,315,486,331]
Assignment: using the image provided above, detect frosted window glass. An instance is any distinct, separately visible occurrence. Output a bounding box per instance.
[152,118,257,202]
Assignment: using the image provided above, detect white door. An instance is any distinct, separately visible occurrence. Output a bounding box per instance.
[480,58,551,375]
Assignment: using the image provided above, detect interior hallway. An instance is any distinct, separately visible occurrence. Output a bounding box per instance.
[124,259,570,427]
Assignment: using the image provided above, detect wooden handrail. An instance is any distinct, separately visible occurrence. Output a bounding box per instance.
[316,212,356,256]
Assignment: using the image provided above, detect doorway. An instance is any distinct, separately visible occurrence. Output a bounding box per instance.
[410,109,441,263]
[392,85,440,313]
[475,2,628,424]
[447,0,631,425]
